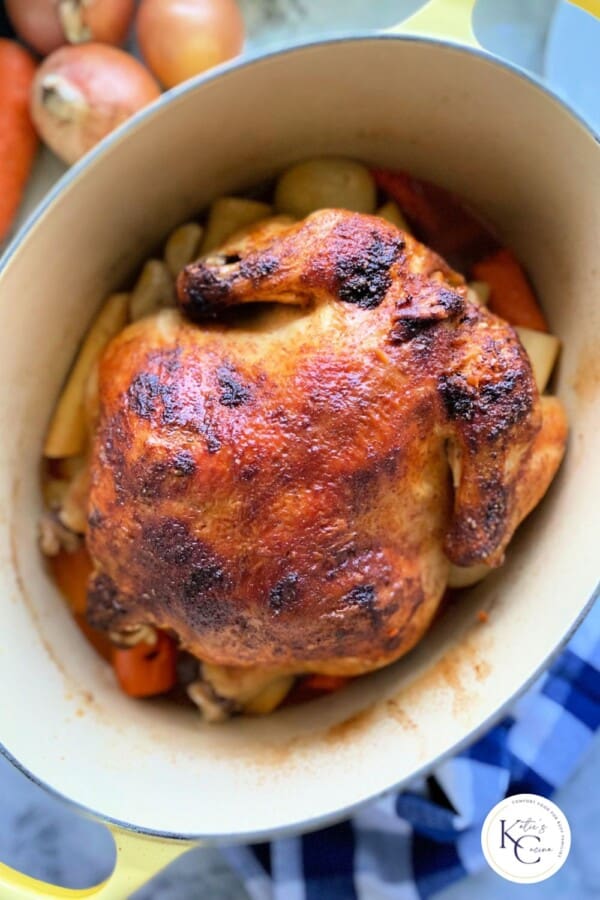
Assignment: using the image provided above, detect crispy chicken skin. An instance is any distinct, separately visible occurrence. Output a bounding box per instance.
[86,210,567,676]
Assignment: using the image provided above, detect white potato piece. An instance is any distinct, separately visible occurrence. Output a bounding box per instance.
[44,292,129,458]
[376,200,411,232]
[448,562,491,589]
[275,157,376,218]
[515,326,561,393]
[130,259,175,321]
[220,214,297,251]
[243,676,295,715]
[202,663,288,704]
[467,280,490,306]
[201,197,273,253]
[164,222,204,276]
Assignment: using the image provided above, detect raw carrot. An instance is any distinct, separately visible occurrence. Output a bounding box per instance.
[112,631,177,698]
[0,40,38,243]
[371,167,498,270]
[472,247,548,332]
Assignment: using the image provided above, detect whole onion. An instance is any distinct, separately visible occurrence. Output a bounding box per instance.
[6,0,136,56]
[31,43,161,165]
[136,0,244,88]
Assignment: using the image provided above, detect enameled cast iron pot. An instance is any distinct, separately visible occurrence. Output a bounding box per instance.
[0,0,598,895]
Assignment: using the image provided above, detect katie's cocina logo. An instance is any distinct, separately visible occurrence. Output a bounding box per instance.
[481,793,571,884]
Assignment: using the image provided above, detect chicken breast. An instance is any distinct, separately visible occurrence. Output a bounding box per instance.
[86,210,567,676]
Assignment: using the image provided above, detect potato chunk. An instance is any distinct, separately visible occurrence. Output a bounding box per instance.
[44,292,129,458]
[201,197,272,253]
[275,158,376,218]
[515,326,561,393]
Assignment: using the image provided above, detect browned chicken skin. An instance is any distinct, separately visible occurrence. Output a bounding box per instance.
[86,210,567,676]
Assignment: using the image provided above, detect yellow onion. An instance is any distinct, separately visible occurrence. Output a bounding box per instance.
[31,43,161,164]
[6,0,136,56]
[136,0,244,88]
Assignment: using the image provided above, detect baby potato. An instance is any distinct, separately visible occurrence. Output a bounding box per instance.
[201,197,273,254]
[275,158,376,218]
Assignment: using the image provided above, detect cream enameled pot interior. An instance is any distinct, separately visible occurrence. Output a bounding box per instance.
[0,38,598,839]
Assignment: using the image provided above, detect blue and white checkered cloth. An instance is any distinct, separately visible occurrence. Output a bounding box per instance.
[224,599,600,898]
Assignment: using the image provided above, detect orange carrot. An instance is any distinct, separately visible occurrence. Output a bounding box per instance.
[472,248,548,332]
[0,40,38,243]
[372,167,498,270]
[112,631,177,698]
[48,543,113,659]
[303,674,350,693]
[49,544,94,617]
[284,674,351,706]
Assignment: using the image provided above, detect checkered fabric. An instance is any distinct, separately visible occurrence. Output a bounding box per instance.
[224,598,600,898]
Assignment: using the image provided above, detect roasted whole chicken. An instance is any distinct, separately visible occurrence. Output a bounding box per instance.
[84,209,567,681]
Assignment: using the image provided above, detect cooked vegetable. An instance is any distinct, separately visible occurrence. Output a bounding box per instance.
[376,200,411,232]
[472,248,548,332]
[44,292,129,458]
[39,512,80,555]
[275,158,376,219]
[109,624,157,648]
[112,631,177,697]
[30,43,160,165]
[136,0,244,88]
[6,0,135,55]
[372,167,498,270]
[0,41,38,244]
[57,461,90,534]
[130,259,174,320]
[467,280,490,306]
[164,222,203,277]
[48,543,92,615]
[515,326,561,393]
[43,478,69,511]
[286,674,351,705]
[201,197,272,253]
[243,676,294,715]
[448,562,491,589]
[187,680,231,722]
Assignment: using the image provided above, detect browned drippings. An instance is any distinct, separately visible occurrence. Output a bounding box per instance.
[325,707,378,744]
[572,341,600,403]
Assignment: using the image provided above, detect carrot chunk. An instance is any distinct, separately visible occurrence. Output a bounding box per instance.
[472,248,548,331]
[284,674,351,706]
[371,167,498,269]
[112,632,177,697]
